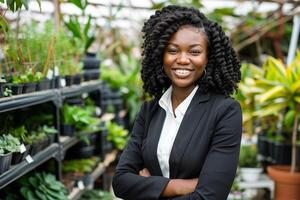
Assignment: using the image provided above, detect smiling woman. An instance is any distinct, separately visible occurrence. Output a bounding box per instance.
[113,5,242,200]
[163,25,208,110]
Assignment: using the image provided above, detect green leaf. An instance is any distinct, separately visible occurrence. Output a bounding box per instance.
[253,102,286,117]
[284,110,295,127]
[258,85,286,103]
[291,81,300,93]
[68,0,84,10]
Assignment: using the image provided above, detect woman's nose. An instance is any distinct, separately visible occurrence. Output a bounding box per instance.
[176,53,190,65]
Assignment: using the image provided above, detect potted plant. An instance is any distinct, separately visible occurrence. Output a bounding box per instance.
[0,134,21,174]
[253,52,300,199]
[239,145,263,182]
[18,172,68,200]
[106,121,128,151]
[10,126,32,165]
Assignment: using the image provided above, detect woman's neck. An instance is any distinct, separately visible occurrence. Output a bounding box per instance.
[171,85,196,113]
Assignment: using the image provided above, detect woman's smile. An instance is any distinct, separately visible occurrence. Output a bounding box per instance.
[171,68,194,78]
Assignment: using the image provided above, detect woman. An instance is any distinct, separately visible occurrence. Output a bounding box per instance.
[112,5,242,200]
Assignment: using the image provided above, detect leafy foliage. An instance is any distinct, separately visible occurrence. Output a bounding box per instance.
[239,145,259,168]
[62,157,99,173]
[0,134,20,155]
[0,0,41,12]
[106,121,128,150]
[19,172,68,200]
[61,104,102,133]
[79,189,113,200]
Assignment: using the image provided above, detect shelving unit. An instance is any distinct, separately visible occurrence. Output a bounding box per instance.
[0,143,60,189]
[0,80,118,199]
[68,150,118,200]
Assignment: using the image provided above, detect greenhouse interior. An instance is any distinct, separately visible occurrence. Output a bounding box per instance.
[0,0,300,199]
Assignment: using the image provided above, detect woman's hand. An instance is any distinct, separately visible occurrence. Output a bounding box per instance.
[139,168,151,177]
[162,178,198,197]
[139,168,198,197]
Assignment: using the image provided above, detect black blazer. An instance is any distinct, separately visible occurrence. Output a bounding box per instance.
[113,88,242,200]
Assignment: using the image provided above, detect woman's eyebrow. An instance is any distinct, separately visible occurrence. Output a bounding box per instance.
[167,43,203,48]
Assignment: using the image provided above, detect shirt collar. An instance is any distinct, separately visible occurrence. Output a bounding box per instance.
[176,85,199,116]
[159,85,199,117]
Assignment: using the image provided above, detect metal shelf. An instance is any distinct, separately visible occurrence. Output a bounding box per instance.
[67,150,118,200]
[0,143,60,189]
[60,80,102,99]
[0,90,60,113]
[60,136,80,153]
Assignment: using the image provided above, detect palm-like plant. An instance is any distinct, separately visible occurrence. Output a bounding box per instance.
[234,63,263,135]
[253,52,300,172]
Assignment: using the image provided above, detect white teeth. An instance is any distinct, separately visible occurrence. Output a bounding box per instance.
[174,69,191,76]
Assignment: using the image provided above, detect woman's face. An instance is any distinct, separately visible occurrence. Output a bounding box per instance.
[163,25,208,90]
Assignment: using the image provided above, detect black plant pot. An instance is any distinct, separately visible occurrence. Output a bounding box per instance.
[8,83,23,95]
[72,74,82,85]
[65,97,84,106]
[83,69,100,81]
[268,140,275,163]
[257,134,269,159]
[30,140,45,156]
[101,129,113,156]
[0,82,6,98]
[11,144,31,165]
[51,76,61,89]
[82,52,101,70]
[65,75,73,86]
[37,78,51,91]
[60,124,75,137]
[76,133,98,148]
[76,145,96,158]
[22,82,37,94]
[273,142,291,164]
[0,152,12,175]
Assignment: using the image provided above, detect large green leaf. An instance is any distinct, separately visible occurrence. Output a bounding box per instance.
[264,57,286,82]
[253,102,287,117]
[258,85,286,103]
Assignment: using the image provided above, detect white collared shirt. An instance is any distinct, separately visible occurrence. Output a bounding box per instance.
[157,85,199,178]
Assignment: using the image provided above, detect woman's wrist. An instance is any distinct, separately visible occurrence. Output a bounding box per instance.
[162,178,198,197]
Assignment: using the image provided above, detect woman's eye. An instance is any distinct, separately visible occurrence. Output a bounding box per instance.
[167,48,178,54]
[190,50,201,55]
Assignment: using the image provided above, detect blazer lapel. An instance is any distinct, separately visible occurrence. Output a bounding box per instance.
[145,107,166,176]
[169,90,211,178]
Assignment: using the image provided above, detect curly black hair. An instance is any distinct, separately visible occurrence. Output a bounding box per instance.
[141,5,241,98]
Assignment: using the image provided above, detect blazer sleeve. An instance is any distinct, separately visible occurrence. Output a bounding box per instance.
[112,102,170,200]
[165,99,242,200]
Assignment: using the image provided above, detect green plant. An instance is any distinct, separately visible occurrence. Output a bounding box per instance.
[239,145,259,168]
[79,189,113,200]
[19,172,68,200]
[11,70,43,84]
[233,63,263,135]
[3,87,12,97]
[106,121,128,150]
[0,0,41,12]
[101,52,143,124]
[64,0,95,54]
[253,52,300,172]
[0,134,20,155]
[62,157,99,173]
[61,104,101,132]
